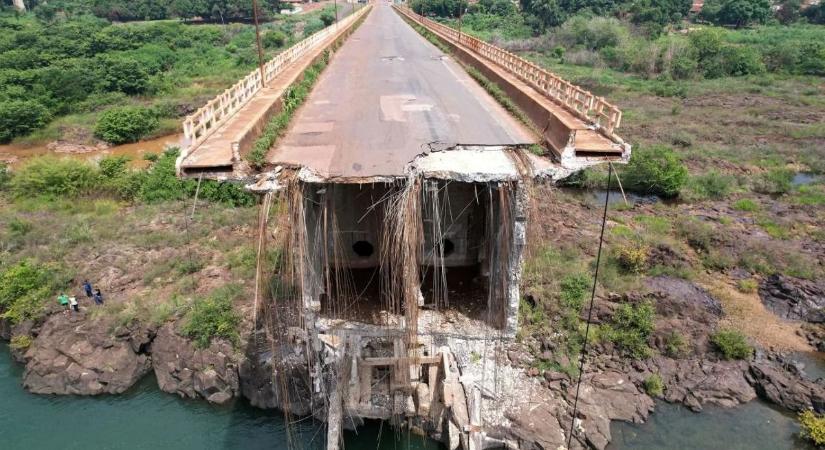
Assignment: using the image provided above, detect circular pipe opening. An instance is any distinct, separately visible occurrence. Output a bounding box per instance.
[352,241,374,257]
[441,239,455,256]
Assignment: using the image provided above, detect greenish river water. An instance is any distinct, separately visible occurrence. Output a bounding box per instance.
[2,342,819,450]
[0,344,440,450]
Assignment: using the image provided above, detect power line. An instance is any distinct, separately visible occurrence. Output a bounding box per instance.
[566,162,613,448]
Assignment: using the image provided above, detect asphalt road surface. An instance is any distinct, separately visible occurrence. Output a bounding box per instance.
[268,3,535,179]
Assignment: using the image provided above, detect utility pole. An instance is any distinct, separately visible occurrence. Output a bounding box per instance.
[334,0,339,23]
[252,0,267,87]
[457,0,463,43]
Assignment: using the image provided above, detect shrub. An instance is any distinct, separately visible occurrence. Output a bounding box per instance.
[753,169,793,195]
[644,373,664,396]
[664,330,688,357]
[9,157,98,198]
[560,273,590,310]
[97,56,150,95]
[183,284,243,348]
[620,145,688,198]
[99,156,130,179]
[687,171,736,200]
[606,301,655,359]
[0,164,9,190]
[615,243,649,274]
[736,278,758,293]
[0,100,52,143]
[799,410,825,446]
[263,31,287,48]
[9,334,32,350]
[320,11,336,27]
[711,329,752,360]
[95,106,159,144]
[733,198,759,211]
[0,260,64,324]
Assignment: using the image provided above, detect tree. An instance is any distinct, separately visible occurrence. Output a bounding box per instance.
[521,0,566,30]
[97,56,150,95]
[803,2,825,24]
[94,106,158,144]
[702,0,771,27]
[0,100,51,143]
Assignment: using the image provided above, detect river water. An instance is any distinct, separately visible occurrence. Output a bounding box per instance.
[0,134,182,170]
[0,344,440,450]
[2,342,819,449]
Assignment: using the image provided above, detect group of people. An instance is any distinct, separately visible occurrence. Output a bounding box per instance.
[57,280,104,314]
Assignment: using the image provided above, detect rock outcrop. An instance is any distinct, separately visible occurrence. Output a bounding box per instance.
[759,274,825,323]
[22,314,152,395]
[747,358,825,413]
[151,323,240,404]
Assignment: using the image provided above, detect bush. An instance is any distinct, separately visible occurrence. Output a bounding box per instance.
[664,330,688,357]
[97,56,150,95]
[9,157,98,198]
[753,169,794,195]
[320,11,336,26]
[644,373,664,396]
[711,329,752,360]
[606,301,655,359]
[733,198,759,211]
[621,145,688,198]
[799,410,825,446]
[687,171,736,200]
[95,106,159,144]
[560,273,590,310]
[0,100,52,143]
[0,260,64,324]
[183,284,243,348]
[263,30,287,48]
[736,278,758,293]
[9,334,32,350]
[615,243,649,273]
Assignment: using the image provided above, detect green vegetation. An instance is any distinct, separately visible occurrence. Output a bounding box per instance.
[0,260,68,324]
[620,146,688,197]
[94,106,159,144]
[0,3,341,144]
[6,150,255,206]
[736,278,758,294]
[560,273,590,310]
[711,329,752,360]
[644,373,664,396]
[183,284,243,348]
[733,198,760,211]
[664,330,688,357]
[602,301,655,359]
[9,334,32,350]
[799,410,825,446]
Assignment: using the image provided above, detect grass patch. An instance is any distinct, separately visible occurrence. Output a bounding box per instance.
[9,334,33,350]
[183,284,243,348]
[799,410,825,446]
[644,373,664,396]
[732,198,760,211]
[711,329,752,360]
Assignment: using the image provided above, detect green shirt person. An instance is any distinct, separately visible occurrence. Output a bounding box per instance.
[58,294,69,309]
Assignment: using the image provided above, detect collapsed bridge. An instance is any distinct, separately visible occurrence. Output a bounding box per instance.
[176,2,630,449]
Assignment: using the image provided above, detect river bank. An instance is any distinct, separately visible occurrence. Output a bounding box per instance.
[0,344,441,450]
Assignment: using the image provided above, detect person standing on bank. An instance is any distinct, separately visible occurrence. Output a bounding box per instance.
[93,289,104,306]
[69,296,79,313]
[82,280,93,299]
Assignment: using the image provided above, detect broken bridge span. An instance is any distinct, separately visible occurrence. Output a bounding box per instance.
[176,2,630,449]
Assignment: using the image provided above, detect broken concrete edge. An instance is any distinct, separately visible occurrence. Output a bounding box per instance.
[394,6,631,167]
[175,5,373,180]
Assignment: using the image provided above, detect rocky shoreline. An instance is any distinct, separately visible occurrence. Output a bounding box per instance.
[3,273,825,450]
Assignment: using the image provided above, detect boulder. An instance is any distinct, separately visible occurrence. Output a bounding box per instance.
[151,323,240,404]
[759,274,825,323]
[653,357,755,411]
[22,314,151,395]
[747,360,825,413]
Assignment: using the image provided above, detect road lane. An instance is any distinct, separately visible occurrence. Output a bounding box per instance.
[268,3,535,179]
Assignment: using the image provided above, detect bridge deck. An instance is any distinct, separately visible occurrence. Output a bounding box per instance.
[267,3,535,179]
